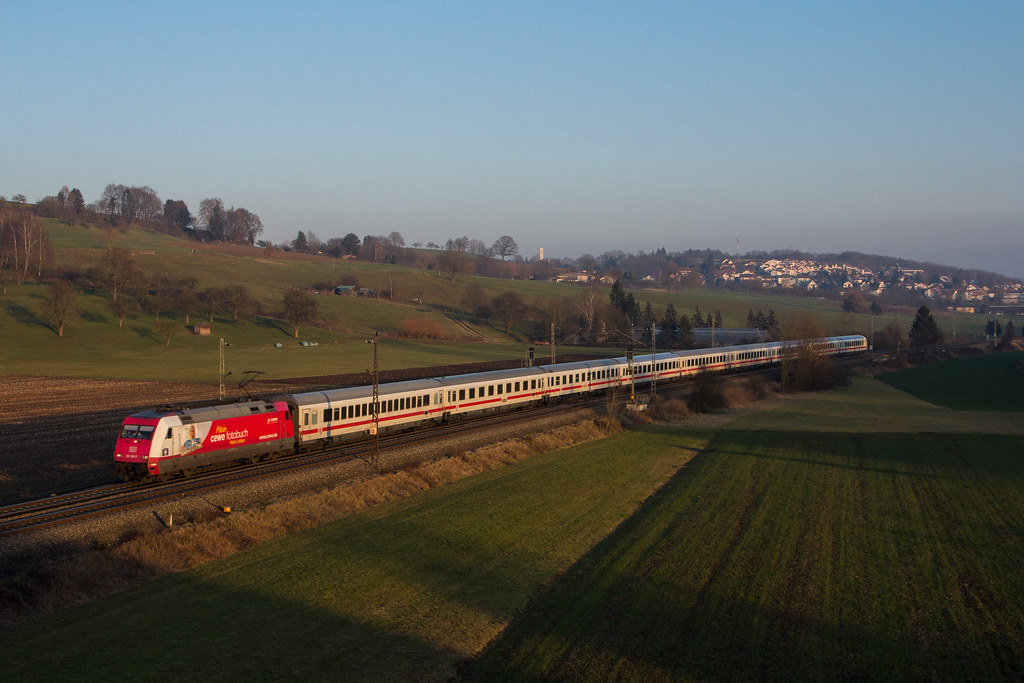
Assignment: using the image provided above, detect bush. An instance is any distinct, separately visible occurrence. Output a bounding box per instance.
[689,373,729,414]
[402,318,444,339]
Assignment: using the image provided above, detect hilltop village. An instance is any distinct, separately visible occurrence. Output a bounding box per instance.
[554,255,1024,314]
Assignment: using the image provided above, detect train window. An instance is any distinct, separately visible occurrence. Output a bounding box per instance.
[468,388,475,399]
[334,408,340,420]
[514,381,520,391]
[312,413,318,426]
[323,409,330,422]
[459,389,466,401]
[497,384,503,395]
[303,413,309,426]
[488,385,494,396]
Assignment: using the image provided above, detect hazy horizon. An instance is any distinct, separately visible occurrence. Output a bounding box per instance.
[3,2,1021,277]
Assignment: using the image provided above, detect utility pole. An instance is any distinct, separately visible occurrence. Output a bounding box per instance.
[626,345,635,403]
[650,323,657,398]
[551,322,555,365]
[219,337,225,399]
[366,332,380,469]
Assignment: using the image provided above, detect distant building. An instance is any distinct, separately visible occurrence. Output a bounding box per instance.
[193,323,211,336]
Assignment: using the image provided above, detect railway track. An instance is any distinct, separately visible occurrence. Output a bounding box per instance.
[0,396,601,539]
[1,349,887,540]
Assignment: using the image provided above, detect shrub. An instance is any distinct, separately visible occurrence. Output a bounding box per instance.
[402,318,444,339]
[689,372,729,414]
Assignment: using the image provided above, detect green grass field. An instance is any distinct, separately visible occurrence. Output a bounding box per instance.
[876,350,1024,411]
[0,220,999,380]
[2,359,1023,680]
[0,429,706,681]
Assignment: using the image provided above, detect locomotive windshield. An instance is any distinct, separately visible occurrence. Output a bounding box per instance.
[120,424,156,440]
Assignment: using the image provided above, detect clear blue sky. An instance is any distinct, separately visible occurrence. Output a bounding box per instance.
[3,2,1022,277]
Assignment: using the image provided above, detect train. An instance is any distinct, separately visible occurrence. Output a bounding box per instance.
[113,335,867,481]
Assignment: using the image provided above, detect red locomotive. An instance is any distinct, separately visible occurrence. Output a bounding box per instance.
[113,399,294,481]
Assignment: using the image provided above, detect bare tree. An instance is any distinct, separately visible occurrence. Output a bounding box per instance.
[306,231,323,254]
[225,207,263,244]
[437,238,470,282]
[492,235,519,261]
[222,284,255,323]
[89,248,137,302]
[108,294,138,328]
[0,202,49,283]
[198,198,226,239]
[576,283,602,336]
[282,289,318,338]
[362,235,383,262]
[46,279,78,337]
[468,239,491,258]
[491,291,526,334]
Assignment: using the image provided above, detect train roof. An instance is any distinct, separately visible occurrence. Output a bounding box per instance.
[535,358,620,373]
[127,399,285,424]
[288,378,443,407]
[435,366,547,387]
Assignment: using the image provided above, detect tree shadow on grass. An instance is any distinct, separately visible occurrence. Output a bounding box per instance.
[3,302,49,329]
[82,310,108,324]
[252,315,286,334]
[130,324,156,342]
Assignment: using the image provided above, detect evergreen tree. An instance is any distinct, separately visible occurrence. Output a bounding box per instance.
[1000,321,1015,349]
[677,313,695,348]
[909,305,941,348]
[293,230,309,253]
[658,303,678,349]
[609,280,626,311]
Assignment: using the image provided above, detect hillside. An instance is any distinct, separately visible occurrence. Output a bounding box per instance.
[2,360,1022,679]
[0,219,997,382]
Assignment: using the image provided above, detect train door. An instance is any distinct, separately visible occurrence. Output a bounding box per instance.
[160,423,182,459]
[301,409,319,435]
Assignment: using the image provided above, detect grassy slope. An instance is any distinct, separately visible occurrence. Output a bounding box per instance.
[467,375,1024,681]
[876,350,1024,411]
[3,358,1024,679]
[1,219,997,380]
[0,430,706,681]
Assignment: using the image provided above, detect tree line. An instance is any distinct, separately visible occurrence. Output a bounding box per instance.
[35,247,321,341]
[7,185,264,245]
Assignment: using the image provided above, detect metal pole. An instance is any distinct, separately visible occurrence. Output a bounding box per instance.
[651,322,657,398]
[366,332,380,469]
[551,322,555,364]
[219,337,225,399]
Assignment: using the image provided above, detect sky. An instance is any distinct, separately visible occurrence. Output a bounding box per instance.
[3,2,1023,277]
